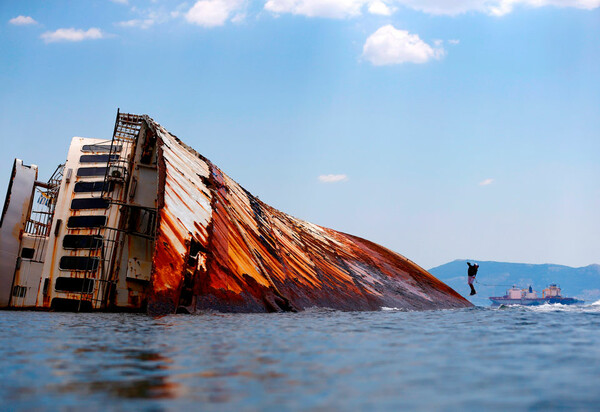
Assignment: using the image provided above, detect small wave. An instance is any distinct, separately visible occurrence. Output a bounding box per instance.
[525,303,571,312]
[301,306,342,314]
[521,302,600,313]
[492,303,533,309]
[380,307,417,312]
[491,302,600,313]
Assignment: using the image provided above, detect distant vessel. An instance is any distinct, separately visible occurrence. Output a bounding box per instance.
[489,284,583,306]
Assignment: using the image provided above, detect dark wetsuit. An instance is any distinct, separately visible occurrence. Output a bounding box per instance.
[467,262,478,295]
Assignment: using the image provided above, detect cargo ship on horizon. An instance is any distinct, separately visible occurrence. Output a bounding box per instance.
[489,284,583,306]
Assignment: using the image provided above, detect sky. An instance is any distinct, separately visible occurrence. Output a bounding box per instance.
[1,0,599,270]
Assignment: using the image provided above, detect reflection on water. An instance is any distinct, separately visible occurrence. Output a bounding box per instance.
[49,348,179,400]
[1,306,600,410]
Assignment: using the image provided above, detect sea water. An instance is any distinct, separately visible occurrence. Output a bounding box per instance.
[1,303,599,411]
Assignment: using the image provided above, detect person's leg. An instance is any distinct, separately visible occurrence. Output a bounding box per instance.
[468,276,476,295]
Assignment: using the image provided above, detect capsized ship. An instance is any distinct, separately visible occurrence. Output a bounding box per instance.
[489,284,583,306]
[0,111,471,314]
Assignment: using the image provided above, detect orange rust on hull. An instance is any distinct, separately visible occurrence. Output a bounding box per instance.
[145,117,471,315]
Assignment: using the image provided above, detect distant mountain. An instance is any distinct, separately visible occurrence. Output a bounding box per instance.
[429,260,600,306]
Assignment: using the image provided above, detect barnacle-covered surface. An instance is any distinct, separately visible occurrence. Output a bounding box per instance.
[147,119,471,314]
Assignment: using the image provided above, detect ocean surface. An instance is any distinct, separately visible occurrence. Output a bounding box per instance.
[2,303,600,411]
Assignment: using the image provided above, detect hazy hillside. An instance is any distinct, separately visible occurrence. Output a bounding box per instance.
[429,260,600,306]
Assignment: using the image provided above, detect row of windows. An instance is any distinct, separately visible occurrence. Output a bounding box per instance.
[50,144,116,297]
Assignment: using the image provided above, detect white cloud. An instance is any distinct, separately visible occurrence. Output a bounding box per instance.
[362,25,444,66]
[231,12,247,22]
[265,0,367,18]
[118,0,600,30]
[368,0,393,15]
[110,0,129,4]
[171,2,191,18]
[479,178,494,186]
[263,0,600,18]
[41,28,104,43]
[448,39,460,45]
[116,19,155,29]
[185,0,243,27]
[9,15,37,25]
[390,0,489,15]
[392,0,600,16]
[318,174,348,183]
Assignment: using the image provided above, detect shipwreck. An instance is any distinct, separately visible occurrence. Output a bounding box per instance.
[0,111,470,314]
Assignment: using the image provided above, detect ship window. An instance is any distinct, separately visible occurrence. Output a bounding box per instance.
[55,277,95,293]
[63,235,103,250]
[71,198,109,210]
[21,247,35,259]
[67,215,107,228]
[127,207,156,236]
[50,298,93,311]
[73,181,114,193]
[81,144,122,153]
[79,154,120,163]
[59,256,100,272]
[12,286,27,298]
[77,167,108,177]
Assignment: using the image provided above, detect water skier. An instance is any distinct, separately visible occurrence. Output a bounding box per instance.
[467,262,479,296]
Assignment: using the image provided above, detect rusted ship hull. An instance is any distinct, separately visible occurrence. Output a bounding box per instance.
[1,111,471,314]
[148,121,470,314]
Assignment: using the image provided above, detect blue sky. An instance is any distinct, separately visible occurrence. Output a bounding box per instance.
[1,0,599,269]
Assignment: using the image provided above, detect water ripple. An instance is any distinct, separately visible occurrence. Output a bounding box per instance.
[1,305,599,410]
